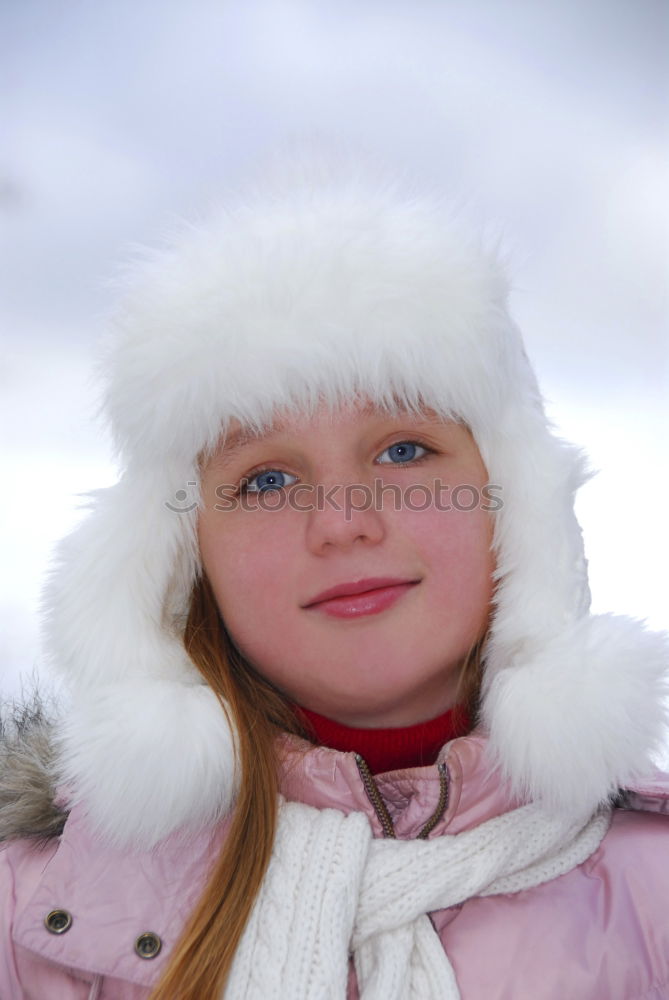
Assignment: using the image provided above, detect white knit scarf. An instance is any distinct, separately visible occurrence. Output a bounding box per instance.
[225,798,611,999]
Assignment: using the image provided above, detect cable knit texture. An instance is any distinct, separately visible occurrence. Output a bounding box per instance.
[225,798,612,999]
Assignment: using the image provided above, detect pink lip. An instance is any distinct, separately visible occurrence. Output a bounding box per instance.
[302,577,420,619]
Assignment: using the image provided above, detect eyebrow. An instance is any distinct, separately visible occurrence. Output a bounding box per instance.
[215,427,266,465]
[220,402,378,453]
[215,400,440,465]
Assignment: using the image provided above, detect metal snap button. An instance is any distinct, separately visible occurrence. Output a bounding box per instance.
[135,932,162,959]
[45,909,73,934]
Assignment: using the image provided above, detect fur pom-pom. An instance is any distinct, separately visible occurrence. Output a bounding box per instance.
[483,615,669,817]
[58,680,240,849]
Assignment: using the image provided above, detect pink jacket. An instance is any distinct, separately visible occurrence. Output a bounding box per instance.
[2,733,669,1000]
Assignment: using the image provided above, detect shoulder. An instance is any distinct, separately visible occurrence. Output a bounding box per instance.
[580,773,669,927]
[599,797,668,873]
[620,765,669,815]
[1,802,231,992]
[594,767,669,872]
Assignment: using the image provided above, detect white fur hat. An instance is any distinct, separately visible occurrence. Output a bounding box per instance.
[42,157,668,848]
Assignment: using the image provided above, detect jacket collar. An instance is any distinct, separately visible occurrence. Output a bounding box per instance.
[278,730,523,839]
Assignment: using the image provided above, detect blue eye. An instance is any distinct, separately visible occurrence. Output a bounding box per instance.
[243,469,298,493]
[377,441,429,464]
[240,440,430,494]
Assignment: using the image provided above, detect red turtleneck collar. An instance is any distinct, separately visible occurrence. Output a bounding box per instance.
[294,703,471,775]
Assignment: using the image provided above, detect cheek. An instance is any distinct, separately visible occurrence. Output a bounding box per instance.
[401,504,494,606]
[198,513,298,624]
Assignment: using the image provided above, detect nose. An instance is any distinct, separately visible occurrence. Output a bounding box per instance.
[304,479,386,555]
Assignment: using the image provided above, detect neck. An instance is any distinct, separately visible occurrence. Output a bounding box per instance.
[293,703,472,774]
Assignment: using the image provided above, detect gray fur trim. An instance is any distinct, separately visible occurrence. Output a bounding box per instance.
[0,696,67,843]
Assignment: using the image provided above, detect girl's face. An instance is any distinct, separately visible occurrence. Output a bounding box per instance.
[198,401,494,727]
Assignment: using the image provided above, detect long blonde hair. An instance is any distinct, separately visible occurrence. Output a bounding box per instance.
[149,573,487,999]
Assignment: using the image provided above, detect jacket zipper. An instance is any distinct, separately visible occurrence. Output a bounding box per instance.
[354,755,450,841]
[417,761,449,839]
[354,754,396,838]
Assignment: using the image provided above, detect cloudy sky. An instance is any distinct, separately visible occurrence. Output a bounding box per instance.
[1,0,667,702]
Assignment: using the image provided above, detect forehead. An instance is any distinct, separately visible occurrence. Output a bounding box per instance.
[223,398,457,444]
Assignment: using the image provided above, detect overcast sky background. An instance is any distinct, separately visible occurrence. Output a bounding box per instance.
[1,1,668,717]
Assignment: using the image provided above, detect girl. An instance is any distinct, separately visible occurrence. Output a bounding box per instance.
[1,160,668,1000]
